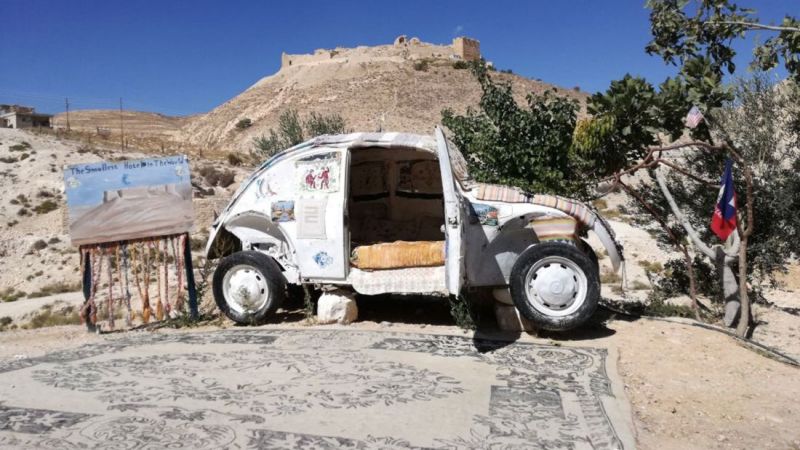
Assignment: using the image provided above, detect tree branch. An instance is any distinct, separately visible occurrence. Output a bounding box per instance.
[703,20,800,33]
[654,166,739,262]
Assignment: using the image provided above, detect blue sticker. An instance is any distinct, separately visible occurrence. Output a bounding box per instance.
[313,251,333,268]
[472,203,499,226]
[271,201,295,222]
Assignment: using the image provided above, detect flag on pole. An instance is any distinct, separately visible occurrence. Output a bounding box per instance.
[710,159,737,240]
[685,106,704,129]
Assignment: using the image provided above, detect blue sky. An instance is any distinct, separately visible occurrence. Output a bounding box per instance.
[1,0,794,116]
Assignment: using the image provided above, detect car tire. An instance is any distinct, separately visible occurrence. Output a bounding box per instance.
[510,242,600,331]
[213,251,286,325]
[578,239,600,275]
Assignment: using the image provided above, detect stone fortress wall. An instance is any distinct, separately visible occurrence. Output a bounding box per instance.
[280,36,481,69]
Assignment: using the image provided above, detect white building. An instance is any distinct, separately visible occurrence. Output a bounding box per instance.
[0,105,52,129]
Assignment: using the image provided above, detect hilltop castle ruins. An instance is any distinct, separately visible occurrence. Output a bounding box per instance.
[280,36,481,69]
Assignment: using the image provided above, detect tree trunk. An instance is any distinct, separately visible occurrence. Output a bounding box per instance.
[736,237,751,337]
[655,167,741,325]
[716,246,741,326]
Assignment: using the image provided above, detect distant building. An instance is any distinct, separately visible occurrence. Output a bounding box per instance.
[452,37,480,62]
[0,105,52,129]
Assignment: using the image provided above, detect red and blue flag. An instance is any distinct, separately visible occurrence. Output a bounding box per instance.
[710,159,737,240]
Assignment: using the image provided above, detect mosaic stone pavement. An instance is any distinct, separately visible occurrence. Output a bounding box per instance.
[0,329,634,449]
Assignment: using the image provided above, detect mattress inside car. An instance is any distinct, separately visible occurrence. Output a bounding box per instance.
[351,241,445,270]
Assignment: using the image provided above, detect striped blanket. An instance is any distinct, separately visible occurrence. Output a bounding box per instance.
[474,183,596,227]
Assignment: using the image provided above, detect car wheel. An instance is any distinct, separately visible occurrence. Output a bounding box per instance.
[510,242,599,331]
[578,239,600,275]
[213,251,286,325]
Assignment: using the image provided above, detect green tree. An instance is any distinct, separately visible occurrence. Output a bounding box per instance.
[441,61,588,198]
[587,1,799,335]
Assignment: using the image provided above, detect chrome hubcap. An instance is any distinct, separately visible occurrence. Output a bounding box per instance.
[222,264,269,314]
[524,255,587,317]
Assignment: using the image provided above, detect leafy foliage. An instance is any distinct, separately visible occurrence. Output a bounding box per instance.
[305,111,347,137]
[448,295,477,330]
[646,0,800,80]
[252,109,347,162]
[711,75,800,285]
[442,61,589,198]
[235,118,252,130]
[413,59,430,71]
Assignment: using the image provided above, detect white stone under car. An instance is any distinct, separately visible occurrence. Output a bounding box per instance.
[205,128,624,331]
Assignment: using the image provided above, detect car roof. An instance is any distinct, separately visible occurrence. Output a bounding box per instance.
[306,132,438,153]
[256,131,474,191]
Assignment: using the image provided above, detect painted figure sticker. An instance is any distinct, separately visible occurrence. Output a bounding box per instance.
[296,152,340,193]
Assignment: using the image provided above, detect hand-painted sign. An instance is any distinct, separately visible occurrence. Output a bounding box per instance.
[64,155,194,246]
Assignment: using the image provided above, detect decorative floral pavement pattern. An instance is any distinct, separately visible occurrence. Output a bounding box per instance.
[0,329,634,449]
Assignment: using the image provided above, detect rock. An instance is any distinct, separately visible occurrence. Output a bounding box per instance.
[316,290,358,325]
[494,303,536,332]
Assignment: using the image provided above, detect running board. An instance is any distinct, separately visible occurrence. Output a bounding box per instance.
[348,266,447,295]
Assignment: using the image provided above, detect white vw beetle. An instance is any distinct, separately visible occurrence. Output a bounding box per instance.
[205,128,623,331]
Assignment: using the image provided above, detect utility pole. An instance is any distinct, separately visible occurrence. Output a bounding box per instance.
[65,98,70,132]
[119,97,124,151]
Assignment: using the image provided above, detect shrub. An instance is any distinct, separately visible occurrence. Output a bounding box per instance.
[36,189,55,198]
[17,208,30,217]
[25,305,82,328]
[413,59,430,71]
[1,288,26,302]
[252,109,347,161]
[34,200,59,214]
[0,157,17,164]
[452,60,469,70]
[448,295,477,330]
[19,153,30,161]
[27,281,81,298]
[47,236,61,244]
[9,142,31,152]
[652,257,721,301]
[235,118,252,130]
[305,111,346,137]
[30,239,48,251]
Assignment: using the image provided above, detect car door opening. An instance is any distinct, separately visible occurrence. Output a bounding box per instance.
[348,147,446,270]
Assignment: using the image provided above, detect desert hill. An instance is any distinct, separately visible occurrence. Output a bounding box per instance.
[54,37,588,154]
[51,110,187,140]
